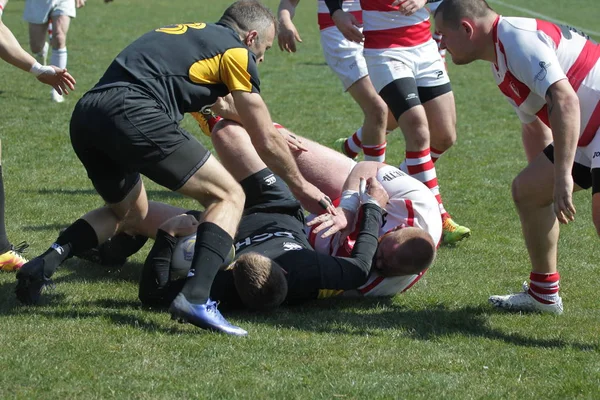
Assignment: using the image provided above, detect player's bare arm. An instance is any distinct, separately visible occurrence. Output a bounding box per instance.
[231,90,336,215]
[324,0,364,43]
[545,79,580,223]
[0,20,76,94]
[277,0,303,52]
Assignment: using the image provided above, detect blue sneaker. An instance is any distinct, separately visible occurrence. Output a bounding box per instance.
[15,257,53,305]
[168,293,248,336]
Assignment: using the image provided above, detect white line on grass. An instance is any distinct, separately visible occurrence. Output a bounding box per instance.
[488,0,600,37]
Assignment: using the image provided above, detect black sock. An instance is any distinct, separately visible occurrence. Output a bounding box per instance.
[0,165,11,253]
[180,222,233,304]
[41,219,99,277]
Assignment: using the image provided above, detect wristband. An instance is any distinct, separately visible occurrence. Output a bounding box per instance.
[324,0,342,17]
[29,62,54,77]
[339,190,359,212]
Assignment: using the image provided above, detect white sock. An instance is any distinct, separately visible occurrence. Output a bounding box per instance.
[51,47,67,69]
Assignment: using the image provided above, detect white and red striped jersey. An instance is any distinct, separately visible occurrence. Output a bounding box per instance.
[361,0,432,49]
[318,0,362,31]
[492,16,600,147]
[307,165,442,296]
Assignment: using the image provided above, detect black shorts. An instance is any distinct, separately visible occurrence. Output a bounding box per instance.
[379,78,452,120]
[70,86,210,203]
[543,144,592,189]
[240,168,303,219]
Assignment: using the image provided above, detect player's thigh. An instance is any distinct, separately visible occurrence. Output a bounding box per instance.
[240,168,302,215]
[288,130,356,199]
[176,154,244,207]
[320,27,368,91]
[211,120,267,182]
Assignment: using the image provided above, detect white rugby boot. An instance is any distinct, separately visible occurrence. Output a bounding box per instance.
[489,282,563,315]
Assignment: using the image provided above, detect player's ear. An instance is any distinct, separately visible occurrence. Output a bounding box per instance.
[245,30,259,47]
[461,20,474,38]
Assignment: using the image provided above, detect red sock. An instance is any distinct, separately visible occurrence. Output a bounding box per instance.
[528,272,560,304]
[430,146,445,164]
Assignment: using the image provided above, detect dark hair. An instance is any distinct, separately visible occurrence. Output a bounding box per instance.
[378,227,436,277]
[434,0,494,28]
[219,0,278,40]
[232,252,288,311]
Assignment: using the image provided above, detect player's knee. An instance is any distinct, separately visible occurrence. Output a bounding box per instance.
[431,127,457,151]
[211,120,244,147]
[52,32,67,48]
[231,252,288,310]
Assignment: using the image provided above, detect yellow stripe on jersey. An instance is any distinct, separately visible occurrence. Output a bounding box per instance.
[317,289,344,299]
[220,48,253,93]
[189,54,222,85]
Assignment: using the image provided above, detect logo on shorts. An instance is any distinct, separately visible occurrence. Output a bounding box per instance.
[405,93,418,101]
[509,82,521,98]
[263,174,277,186]
[349,61,357,70]
[534,61,551,81]
[593,151,600,159]
[435,70,444,79]
[283,242,303,251]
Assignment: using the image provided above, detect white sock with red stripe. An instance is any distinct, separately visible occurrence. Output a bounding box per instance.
[528,272,561,304]
[0,4,4,16]
[399,148,450,220]
[430,146,444,164]
[48,20,53,41]
[363,142,387,162]
[342,128,363,158]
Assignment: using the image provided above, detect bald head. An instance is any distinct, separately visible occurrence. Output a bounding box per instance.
[376,227,436,277]
[434,0,494,29]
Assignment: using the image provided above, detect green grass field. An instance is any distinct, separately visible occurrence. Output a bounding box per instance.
[1,0,599,398]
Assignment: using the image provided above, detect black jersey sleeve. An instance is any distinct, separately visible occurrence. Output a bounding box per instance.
[284,203,383,303]
[138,230,183,307]
[324,0,343,16]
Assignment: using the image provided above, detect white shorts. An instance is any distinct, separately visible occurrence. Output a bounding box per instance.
[23,0,76,24]
[320,27,369,91]
[364,39,450,93]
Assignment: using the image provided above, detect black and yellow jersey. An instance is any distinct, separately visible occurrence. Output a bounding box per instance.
[93,22,260,122]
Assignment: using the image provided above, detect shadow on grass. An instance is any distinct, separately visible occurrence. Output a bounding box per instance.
[1,281,597,351]
[27,188,185,201]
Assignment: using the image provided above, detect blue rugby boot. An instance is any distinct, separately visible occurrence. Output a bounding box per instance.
[169,293,248,336]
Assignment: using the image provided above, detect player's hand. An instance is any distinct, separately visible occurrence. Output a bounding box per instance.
[553,174,576,224]
[359,177,389,208]
[279,129,307,152]
[306,207,353,238]
[278,20,303,52]
[159,214,199,237]
[392,0,427,15]
[36,67,76,95]
[331,10,364,43]
[76,0,86,8]
[294,184,337,215]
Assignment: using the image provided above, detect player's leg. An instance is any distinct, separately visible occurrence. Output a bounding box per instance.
[415,41,470,244]
[0,140,29,272]
[48,12,70,102]
[27,23,48,64]
[521,119,554,163]
[212,119,354,200]
[345,76,388,162]
[489,145,588,314]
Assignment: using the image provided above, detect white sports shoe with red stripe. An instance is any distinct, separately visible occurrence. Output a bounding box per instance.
[488,282,563,315]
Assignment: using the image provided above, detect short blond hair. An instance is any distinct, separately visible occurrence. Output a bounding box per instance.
[232,252,287,310]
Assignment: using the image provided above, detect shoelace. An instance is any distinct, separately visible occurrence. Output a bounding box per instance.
[11,241,29,255]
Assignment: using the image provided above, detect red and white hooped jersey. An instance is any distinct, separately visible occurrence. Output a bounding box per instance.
[492,16,600,147]
[317,0,362,31]
[360,0,432,50]
[307,165,442,297]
